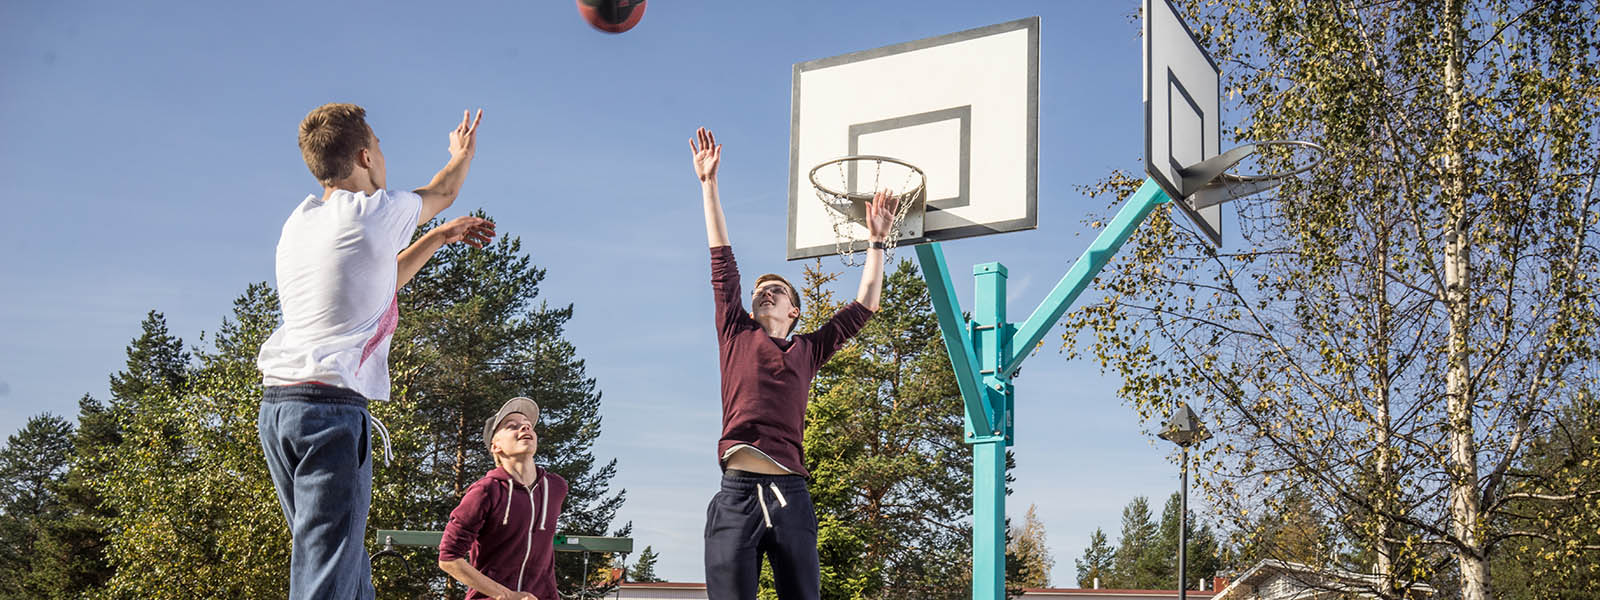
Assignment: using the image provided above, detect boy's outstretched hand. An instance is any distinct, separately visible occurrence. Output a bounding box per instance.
[435,215,497,249]
[450,109,483,160]
[864,189,899,242]
[690,127,721,182]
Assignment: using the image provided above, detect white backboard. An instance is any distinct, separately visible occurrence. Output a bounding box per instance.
[788,17,1039,261]
[1145,0,1222,246]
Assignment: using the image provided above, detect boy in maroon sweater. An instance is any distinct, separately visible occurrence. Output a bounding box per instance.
[439,397,569,600]
[690,128,897,600]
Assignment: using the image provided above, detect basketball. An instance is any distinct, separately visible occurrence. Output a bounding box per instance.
[577,0,646,34]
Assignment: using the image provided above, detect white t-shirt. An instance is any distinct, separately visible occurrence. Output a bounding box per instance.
[257,189,423,400]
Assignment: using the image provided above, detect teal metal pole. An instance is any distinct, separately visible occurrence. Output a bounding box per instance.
[972,262,1012,600]
[1001,179,1172,378]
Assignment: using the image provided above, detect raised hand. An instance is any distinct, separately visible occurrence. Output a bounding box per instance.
[450,109,483,159]
[690,127,722,182]
[864,189,900,242]
[435,215,497,248]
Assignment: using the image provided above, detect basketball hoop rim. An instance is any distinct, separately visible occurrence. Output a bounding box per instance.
[1217,140,1326,184]
[808,155,928,203]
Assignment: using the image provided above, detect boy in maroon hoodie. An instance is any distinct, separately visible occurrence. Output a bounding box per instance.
[439,397,569,600]
[690,127,896,600]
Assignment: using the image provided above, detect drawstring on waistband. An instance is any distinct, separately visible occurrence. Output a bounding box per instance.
[369,414,394,465]
[768,483,788,508]
[755,483,788,528]
[756,485,773,528]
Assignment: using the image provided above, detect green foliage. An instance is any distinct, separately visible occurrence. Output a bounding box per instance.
[1155,492,1221,590]
[1074,528,1113,588]
[1073,495,1225,591]
[96,285,287,599]
[1493,389,1600,600]
[1064,1,1600,597]
[628,545,662,583]
[31,395,121,598]
[0,413,75,598]
[1110,496,1164,589]
[798,259,974,599]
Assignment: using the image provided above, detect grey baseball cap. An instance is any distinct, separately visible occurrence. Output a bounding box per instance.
[483,396,540,453]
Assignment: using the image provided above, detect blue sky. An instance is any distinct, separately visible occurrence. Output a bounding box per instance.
[1,0,1205,585]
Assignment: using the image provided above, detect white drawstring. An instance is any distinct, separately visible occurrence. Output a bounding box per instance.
[539,476,549,531]
[502,479,514,525]
[756,485,773,528]
[368,414,394,465]
[769,483,788,507]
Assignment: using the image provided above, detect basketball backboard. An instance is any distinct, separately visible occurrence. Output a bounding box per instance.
[1144,0,1223,246]
[788,17,1039,261]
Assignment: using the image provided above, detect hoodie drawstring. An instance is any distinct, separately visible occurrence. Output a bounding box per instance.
[502,478,515,525]
[368,414,394,465]
[539,477,549,531]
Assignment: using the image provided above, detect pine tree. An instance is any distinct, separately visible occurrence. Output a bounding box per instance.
[0,413,74,597]
[1074,528,1114,588]
[629,545,663,583]
[800,260,976,599]
[390,215,627,595]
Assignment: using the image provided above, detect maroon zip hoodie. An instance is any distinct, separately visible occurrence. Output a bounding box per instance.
[710,245,874,477]
[440,466,569,600]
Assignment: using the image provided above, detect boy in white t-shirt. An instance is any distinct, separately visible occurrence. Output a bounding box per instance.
[257,103,495,599]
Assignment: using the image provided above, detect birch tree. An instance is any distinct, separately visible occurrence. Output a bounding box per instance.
[1065,2,1600,598]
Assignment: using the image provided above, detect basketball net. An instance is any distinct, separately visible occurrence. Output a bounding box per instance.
[809,156,926,267]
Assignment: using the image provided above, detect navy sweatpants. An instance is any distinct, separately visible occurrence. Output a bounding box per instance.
[704,470,819,600]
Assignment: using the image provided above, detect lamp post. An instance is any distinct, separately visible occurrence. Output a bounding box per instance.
[1158,401,1211,600]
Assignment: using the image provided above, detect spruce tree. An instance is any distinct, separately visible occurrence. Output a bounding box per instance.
[0,413,74,597]
[629,545,663,583]
[1110,496,1162,588]
[1155,492,1221,590]
[1075,528,1115,588]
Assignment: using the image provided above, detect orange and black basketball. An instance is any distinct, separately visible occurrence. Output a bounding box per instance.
[577,0,646,34]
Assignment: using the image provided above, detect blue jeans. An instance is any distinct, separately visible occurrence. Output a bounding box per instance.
[258,385,374,600]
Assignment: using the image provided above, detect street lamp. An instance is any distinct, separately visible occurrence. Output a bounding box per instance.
[1158,401,1211,600]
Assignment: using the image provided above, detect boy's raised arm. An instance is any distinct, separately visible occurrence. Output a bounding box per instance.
[853,189,897,312]
[692,127,730,248]
[415,109,483,225]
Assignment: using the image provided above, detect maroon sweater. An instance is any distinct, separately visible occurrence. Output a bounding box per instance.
[439,466,569,600]
[711,245,873,477]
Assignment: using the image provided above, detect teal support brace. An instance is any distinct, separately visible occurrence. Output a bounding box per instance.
[913,178,1173,600]
[1003,179,1171,378]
